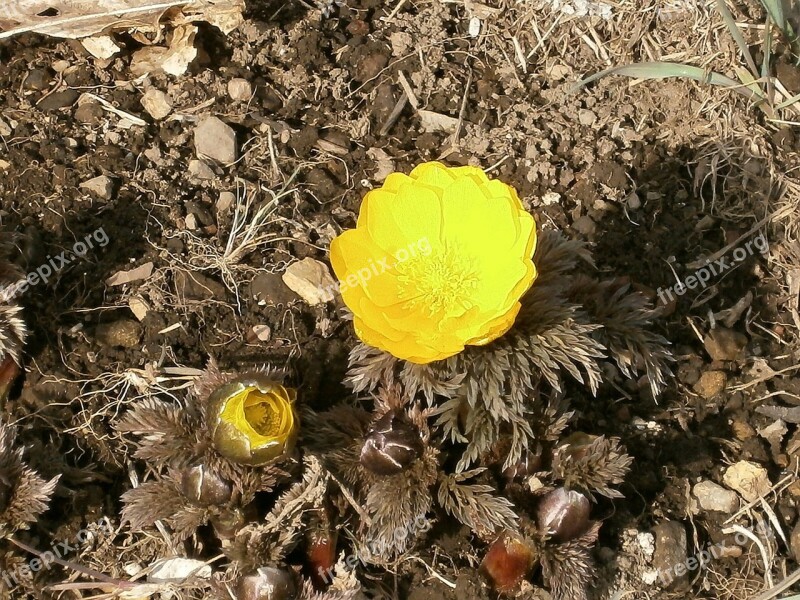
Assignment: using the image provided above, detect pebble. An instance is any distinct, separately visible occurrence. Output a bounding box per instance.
[74,102,104,125]
[691,480,739,513]
[141,88,173,120]
[281,258,336,306]
[704,327,747,361]
[174,270,226,301]
[722,461,771,502]
[23,69,52,91]
[194,116,237,164]
[188,159,215,181]
[572,215,596,236]
[250,273,299,306]
[38,89,79,111]
[227,78,253,101]
[693,370,726,399]
[578,109,597,126]
[96,320,142,348]
[79,175,114,200]
[217,191,235,213]
[652,521,689,590]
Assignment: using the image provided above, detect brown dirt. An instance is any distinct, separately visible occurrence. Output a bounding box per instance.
[2,0,800,599]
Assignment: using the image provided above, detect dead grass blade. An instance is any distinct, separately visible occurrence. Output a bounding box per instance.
[569,61,764,104]
[717,0,760,78]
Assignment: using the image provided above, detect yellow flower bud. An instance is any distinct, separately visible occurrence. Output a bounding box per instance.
[208,374,298,466]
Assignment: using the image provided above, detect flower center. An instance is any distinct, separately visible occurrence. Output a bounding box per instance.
[242,391,281,437]
[396,245,479,316]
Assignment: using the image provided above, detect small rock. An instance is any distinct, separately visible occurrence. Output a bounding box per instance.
[723,460,771,502]
[128,296,150,321]
[23,68,52,91]
[573,215,596,237]
[731,419,756,440]
[141,88,172,120]
[174,270,226,301]
[692,480,739,514]
[38,89,79,111]
[79,175,114,200]
[251,324,271,342]
[194,116,237,164]
[250,273,299,306]
[74,102,104,125]
[281,258,337,306]
[693,370,726,399]
[96,320,142,348]
[652,521,689,590]
[227,78,252,101]
[188,159,215,181]
[578,109,597,126]
[676,361,700,386]
[217,191,235,213]
[704,327,747,361]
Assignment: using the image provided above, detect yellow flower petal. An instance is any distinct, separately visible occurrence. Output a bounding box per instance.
[361,186,442,254]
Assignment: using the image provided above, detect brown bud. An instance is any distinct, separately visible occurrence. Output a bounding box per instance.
[0,471,12,512]
[558,432,597,461]
[503,445,543,481]
[211,506,251,540]
[537,487,591,543]
[0,356,21,404]
[236,566,296,600]
[307,529,337,588]
[360,410,424,476]
[180,464,233,507]
[480,531,536,593]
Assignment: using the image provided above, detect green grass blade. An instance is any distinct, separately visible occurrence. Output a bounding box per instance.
[759,0,785,26]
[759,0,800,57]
[569,61,764,103]
[717,0,760,77]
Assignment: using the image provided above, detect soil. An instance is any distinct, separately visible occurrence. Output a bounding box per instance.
[1,1,800,599]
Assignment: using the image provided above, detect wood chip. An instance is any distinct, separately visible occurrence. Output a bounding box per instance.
[105,262,154,287]
[128,296,150,321]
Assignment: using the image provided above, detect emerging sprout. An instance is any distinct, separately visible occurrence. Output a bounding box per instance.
[208,375,298,466]
[360,410,424,476]
[503,445,544,482]
[237,566,297,600]
[480,530,537,593]
[180,464,233,507]
[537,487,591,543]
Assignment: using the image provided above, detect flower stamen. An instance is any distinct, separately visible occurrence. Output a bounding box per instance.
[396,245,480,316]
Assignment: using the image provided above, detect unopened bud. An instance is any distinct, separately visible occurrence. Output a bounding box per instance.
[503,445,543,481]
[360,410,424,476]
[537,487,591,543]
[180,464,233,507]
[479,531,536,593]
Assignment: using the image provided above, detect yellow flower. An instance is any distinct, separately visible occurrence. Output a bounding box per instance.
[208,375,298,465]
[330,161,537,364]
